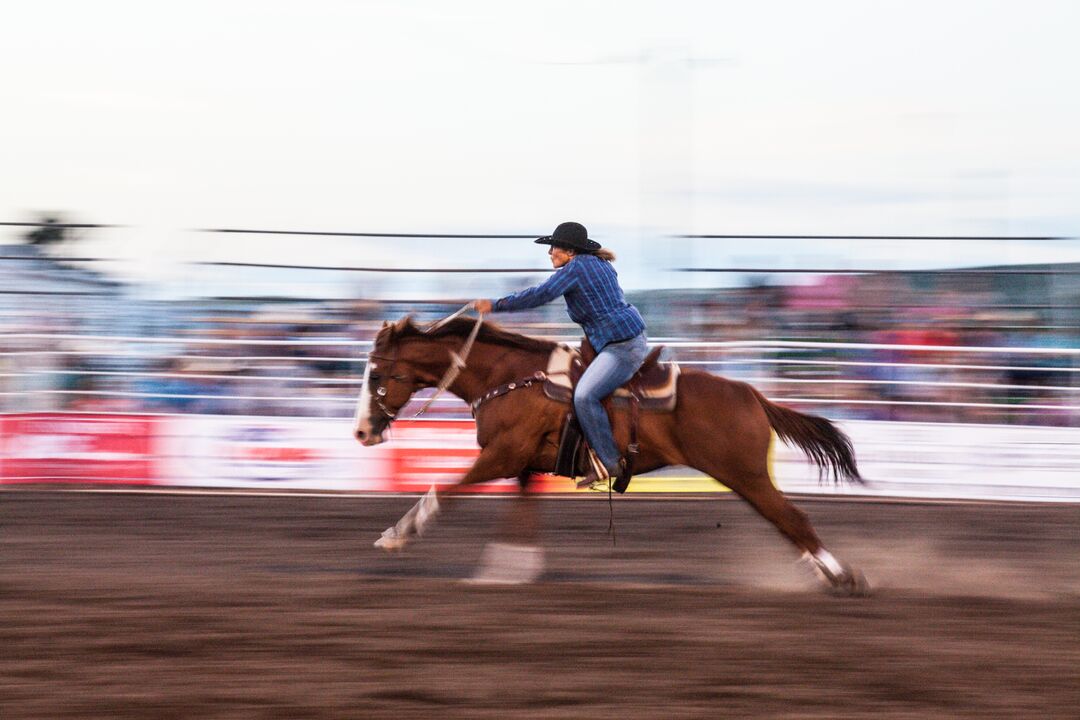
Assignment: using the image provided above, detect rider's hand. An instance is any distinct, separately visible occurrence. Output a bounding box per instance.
[472,299,493,314]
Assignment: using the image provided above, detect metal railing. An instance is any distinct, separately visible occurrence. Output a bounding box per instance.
[2,332,1077,422]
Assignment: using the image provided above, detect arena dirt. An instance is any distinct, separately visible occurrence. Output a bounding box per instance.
[2,490,1078,719]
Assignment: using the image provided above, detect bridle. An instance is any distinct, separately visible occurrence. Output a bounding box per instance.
[365,306,485,422]
[363,357,404,420]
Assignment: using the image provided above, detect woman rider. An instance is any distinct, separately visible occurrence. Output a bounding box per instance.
[473,221,648,485]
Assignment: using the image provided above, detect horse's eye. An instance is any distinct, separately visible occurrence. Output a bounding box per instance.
[369,374,381,383]
[391,375,406,382]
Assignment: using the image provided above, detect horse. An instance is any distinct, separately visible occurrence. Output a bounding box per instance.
[354,314,868,595]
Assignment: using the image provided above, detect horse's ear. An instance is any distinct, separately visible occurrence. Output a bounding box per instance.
[392,316,413,334]
[381,320,389,329]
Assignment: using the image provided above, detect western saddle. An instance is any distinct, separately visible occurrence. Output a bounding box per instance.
[544,338,679,492]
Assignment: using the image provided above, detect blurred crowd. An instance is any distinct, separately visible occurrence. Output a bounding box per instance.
[1,261,1077,427]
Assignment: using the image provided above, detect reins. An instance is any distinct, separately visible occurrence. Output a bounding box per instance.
[412,305,485,418]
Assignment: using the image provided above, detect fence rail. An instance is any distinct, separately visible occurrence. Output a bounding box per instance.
[4,333,1080,355]
[2,334,1076,418]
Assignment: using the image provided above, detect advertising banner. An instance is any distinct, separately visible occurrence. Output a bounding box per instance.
[386,420,498,492]
[0,413,157,483]
[3,413,1079,500]
[157,415,386,491]
[772,420,1080,501]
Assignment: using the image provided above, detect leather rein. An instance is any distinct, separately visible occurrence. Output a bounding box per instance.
[366,305,485,420]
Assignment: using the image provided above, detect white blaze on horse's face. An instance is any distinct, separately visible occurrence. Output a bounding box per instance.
[353,360,384,446]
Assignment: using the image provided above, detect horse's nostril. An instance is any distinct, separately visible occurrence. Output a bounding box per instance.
[355,430,366,441]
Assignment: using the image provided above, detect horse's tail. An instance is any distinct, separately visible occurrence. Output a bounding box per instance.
[749,387,863,484]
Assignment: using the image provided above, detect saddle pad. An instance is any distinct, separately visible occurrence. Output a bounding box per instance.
[543,344,679,412]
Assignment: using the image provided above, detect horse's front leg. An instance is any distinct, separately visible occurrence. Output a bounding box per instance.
[464,470,546,585]
[374,438,528,551]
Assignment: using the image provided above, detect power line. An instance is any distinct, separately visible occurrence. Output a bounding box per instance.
[0,256,107,262]
[0,222,121,229]
[195,261,545,273]
[675,267,1080,275]
[5,224,1070,241]
[673,234,1071,241]
[196,228,538,238]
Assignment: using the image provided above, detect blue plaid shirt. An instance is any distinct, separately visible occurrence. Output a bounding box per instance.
[493,254,645,351]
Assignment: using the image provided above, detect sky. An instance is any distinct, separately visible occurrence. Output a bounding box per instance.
[2,0,1080,297]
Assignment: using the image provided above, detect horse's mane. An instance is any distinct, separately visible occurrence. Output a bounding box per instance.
[381,316,558,355]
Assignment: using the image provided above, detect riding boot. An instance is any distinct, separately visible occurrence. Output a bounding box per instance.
[611,458,631,494]
[577,454,629,492]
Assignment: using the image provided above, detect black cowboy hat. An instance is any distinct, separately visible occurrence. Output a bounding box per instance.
[534,221,601,253]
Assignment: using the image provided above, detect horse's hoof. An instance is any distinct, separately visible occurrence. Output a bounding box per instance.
[465,542,544,585]
[802,550,870,598]
[374,529,408,552]
[827,569,872,598]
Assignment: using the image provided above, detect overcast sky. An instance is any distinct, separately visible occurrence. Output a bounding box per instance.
[2,0,1079,295]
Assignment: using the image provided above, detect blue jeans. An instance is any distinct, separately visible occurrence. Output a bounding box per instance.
[573,333,649,475]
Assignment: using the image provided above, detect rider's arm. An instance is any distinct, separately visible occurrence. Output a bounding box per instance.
[490,262,579,312]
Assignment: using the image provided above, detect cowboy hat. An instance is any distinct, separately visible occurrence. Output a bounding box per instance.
[534,221,601,253]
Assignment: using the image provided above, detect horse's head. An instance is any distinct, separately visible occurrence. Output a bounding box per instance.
[353,317,440,445]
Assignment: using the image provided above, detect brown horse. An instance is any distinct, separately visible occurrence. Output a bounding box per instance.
[354,315,867,594]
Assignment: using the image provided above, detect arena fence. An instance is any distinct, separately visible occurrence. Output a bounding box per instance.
[1,277,1077,499]
[2,333,1077,417]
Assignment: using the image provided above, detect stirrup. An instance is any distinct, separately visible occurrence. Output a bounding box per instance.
[575,449,610,490]
[575,473,607,491]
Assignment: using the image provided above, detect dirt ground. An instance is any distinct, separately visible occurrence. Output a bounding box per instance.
[1,489,1078,719]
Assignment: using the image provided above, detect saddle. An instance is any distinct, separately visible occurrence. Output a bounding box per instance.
[542,340,679,412]
[546,339,680,492]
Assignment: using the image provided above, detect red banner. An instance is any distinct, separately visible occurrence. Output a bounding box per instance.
[0,414,157,483]
[384,420,573,493]
[0,414,579,491]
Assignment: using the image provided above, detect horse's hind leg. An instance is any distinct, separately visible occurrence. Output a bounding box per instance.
[714,469,868,596]
[733,474,823,553]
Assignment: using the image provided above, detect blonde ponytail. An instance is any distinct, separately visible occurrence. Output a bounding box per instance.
[593,247,616,262]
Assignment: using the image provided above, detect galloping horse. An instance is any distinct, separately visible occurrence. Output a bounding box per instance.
[354,314,867,594]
